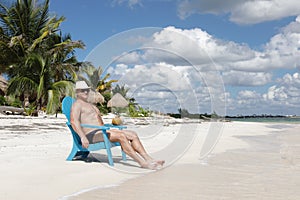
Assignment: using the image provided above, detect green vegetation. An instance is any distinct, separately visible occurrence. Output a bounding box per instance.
[0,0,154,117]
[168,108,221,119]
[97,92,111,115]
[0,0,83,114]
[111,84,151,117]
[0,95,7,105]
[6,96,23,108]
[128,104,151,117]
[24,103,37,116]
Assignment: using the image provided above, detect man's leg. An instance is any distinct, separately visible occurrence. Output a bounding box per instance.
[122,130,153,161]
[107,130,158,169]
[116,130,165,167]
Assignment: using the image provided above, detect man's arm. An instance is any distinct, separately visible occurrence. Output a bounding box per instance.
[70,102,89,148]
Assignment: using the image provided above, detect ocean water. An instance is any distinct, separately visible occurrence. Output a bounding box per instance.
[229,117,300,123]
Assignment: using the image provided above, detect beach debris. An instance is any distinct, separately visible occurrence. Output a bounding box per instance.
[0,106,25,115]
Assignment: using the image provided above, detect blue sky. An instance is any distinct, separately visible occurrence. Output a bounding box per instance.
[47,0,300,116]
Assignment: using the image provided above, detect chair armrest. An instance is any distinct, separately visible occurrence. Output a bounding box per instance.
[104,123,127,129]
[80,124,110,130]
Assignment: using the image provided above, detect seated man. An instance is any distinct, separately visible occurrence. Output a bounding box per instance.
[70,81,164,170]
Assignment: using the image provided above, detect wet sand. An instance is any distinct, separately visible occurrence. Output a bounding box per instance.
[71,126,300,200]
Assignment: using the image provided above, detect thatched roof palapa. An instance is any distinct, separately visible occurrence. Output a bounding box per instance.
[107,93,129,108]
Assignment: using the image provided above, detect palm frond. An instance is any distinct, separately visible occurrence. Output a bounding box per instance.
[33,0,49,34]
[7,76,38,96]
[46,80,74,114]
[27,29,49,52]
[46,89,58,114]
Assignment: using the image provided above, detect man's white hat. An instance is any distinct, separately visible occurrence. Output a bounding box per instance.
[75,81,90,90]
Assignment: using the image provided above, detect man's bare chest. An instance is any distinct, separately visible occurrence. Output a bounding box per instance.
[79,103,98,117]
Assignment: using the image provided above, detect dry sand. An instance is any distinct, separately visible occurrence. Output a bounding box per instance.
[0,115,299,200]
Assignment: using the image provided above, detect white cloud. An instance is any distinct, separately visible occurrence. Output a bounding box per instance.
[270,72,300,104]
[278,73,300,86]
[178,0,300,25]
[237,90,262,104]
[111,0,142,8]
[109,63,130,76]
[147,26,254,65]
[105,17,300,114]
[114,52,142,64]
[223,71,272,86]
[113,19,300,88]
[227,72,300,115]
[115,62,193,92]
[178,0,240,19]
[152,18,300,73]
[264,85,288,102]
[107,62,210,113]
[225,89,268,115]
[228,19,300,71]
[114,26,255,70]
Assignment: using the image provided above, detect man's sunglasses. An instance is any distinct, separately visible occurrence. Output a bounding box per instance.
[78,89,90,93]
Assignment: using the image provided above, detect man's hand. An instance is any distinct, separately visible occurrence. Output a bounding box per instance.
[81,137,89,148]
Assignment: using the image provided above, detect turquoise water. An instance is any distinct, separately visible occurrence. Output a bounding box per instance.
[229,117,300,123]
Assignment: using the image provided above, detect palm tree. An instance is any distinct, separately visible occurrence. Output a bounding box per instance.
[96,73,118,93]
[6,53,75,113]
[77,63,103,89]
[0,0,54,74]
[48,33,84,81]
[77,63,118,92]
[1,0,84,114]
[112,84,130,97]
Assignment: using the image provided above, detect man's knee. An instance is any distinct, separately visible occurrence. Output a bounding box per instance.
[117,132,128,142]
[131,131,138,140]
[125,130,138,139]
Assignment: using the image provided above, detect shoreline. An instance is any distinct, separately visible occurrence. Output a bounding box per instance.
[0,117,299,199]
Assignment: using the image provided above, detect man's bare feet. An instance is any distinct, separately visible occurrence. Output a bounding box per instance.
[155,160,165,166]
[151,160,165,170]
[141,160,166,170]
[141,161,159,170]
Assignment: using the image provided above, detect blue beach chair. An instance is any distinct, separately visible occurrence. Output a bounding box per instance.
[62,96,126,166]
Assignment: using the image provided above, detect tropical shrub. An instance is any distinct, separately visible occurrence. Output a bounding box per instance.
[0,95,6,105]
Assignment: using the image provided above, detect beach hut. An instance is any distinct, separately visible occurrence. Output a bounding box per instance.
[107,93,129,108]
[107,93,129,125]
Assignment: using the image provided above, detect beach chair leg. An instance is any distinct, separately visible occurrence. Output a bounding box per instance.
[66,145,78,161]
[105,147,114,166]
[121,150,127,161]
[102,131,114,166]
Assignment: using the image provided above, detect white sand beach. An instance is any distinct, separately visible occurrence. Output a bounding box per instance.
[0,114,299,200]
